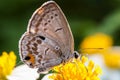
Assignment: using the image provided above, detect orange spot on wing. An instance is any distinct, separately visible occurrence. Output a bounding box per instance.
[28,53,35,65]
[38,8,44,14]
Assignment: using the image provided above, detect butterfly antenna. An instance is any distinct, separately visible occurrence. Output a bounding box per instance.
[79,48,104,52]
[80,48,104,50]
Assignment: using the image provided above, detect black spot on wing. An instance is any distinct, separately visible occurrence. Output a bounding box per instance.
[24,56,31,60]
[37,35,45,40]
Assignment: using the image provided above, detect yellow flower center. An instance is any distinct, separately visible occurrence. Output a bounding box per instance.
[0,51,16,80]
[49,56,102,80]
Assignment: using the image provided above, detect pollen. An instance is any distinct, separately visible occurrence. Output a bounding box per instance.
[49,56,102,80]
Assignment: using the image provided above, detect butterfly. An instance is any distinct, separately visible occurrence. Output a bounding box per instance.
[19,1,79,73]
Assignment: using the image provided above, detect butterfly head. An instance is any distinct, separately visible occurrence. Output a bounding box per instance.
[73,51,80,59]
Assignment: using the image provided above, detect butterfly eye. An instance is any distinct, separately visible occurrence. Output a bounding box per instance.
[73,51,79,59]
[24,56,31,60]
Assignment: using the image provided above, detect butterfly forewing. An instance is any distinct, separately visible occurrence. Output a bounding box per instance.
[28,1,74,54]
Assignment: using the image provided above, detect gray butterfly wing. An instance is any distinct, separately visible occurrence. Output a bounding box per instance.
[19,1,74,72]
[28,1,74,56]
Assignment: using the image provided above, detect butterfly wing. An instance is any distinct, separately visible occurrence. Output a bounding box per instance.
[19,1,74,72]
[27,1,74,55]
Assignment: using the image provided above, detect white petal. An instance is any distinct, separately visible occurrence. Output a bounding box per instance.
[7,65,39,80]
[41,74,54,80]
[88,54,104,67]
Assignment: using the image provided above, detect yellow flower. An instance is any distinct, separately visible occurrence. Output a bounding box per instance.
[48,56,102,80]
[103,47,120,68]
[0,51,39,80]
[0,51,16,80]
[80,33,113,54]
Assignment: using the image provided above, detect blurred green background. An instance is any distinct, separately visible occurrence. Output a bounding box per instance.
[0,0,120,62]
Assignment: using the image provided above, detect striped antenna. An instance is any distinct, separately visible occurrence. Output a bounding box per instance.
[79,48,104,53]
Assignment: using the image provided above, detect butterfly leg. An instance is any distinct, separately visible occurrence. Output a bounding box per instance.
[37,58,62,73]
